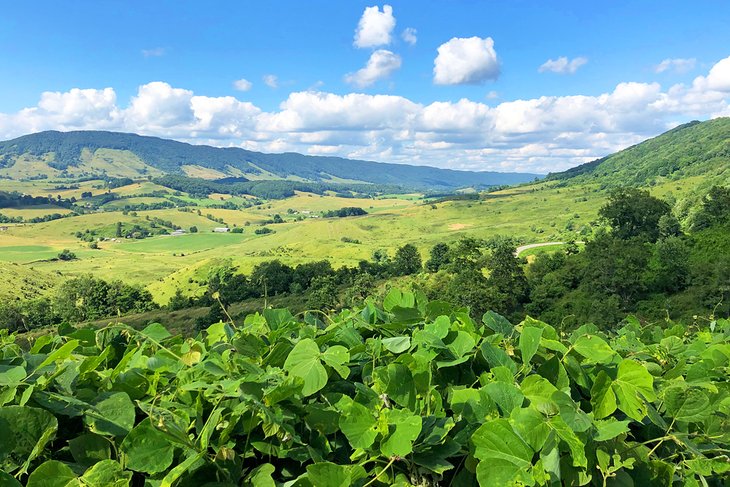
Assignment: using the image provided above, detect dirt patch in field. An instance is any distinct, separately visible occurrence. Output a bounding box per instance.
[448,223,472,230]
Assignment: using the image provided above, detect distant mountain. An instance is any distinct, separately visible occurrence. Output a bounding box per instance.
[0,130,541,189]
[547,118,730,187]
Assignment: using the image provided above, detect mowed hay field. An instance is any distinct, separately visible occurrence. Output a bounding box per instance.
[0,177,699,304]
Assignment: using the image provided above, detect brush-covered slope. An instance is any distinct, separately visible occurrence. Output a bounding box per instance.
[548,118,730,186]
[0,130,540,189]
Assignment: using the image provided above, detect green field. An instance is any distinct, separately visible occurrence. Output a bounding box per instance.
[0,172,709,305]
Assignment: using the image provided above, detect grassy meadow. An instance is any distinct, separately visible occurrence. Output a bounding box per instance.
[0,175,700,304]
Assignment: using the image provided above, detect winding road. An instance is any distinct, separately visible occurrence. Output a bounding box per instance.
[515,241,584,256]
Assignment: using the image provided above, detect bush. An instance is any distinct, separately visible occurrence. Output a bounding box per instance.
[57,249,77,261]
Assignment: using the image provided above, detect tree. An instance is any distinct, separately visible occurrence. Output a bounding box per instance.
[426,243,450,272]
[690,185,730,230]
[57,249,77,261]
[292,261,335,291]
[484,239,529,316]
[447,237,486,272]
[307,276,340,310]
[168,289,191,311]
[598,188,671,242]
[392,244,422,276]
[250,260,294,296]
[189,225,199,233]
[115,221,123,237]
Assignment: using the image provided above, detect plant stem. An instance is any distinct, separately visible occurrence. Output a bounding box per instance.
[363,457,397,487]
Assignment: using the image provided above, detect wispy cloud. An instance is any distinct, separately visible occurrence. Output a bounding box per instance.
[142,47,166,58]
[233,78,252,91]
[654,58,697,74]
[401,27,417,46]
[538,56,588,75]
[263,74,278,89]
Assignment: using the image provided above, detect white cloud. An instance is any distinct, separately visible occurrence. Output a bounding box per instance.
[401,27,417,46]
[1,56,730,174]
[433,37,500,85]
[705,56,730,91]
[233,78,252,91]
[345,50,402,88]
[654,58,696,74]
[126,82,195,131]
[263,75,278,89]
[538,56,588,75]
[142,47,166,58]
[354,5,396,48]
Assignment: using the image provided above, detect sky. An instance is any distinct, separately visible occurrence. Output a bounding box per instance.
[0,0,729,174]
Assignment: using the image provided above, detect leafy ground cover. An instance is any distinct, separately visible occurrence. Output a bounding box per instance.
[0,291,728,486]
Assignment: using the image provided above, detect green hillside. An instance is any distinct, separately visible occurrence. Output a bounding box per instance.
[0,130,540,189]
[548,117,730,187]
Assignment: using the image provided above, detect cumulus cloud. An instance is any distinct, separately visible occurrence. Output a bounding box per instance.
[263,75,278,88]
[654,58,696,74]
[1,56,730,173]
[401,27,417,46]
[345,50,402,87]
[705,56,730,91]
[142,47,166,57]
[538,56,588,74]
[433,37,500,85]
[233,78,252,91]
[354,5,396,48]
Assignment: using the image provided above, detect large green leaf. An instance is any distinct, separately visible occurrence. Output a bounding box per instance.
[0,406,57,473]
[381,409,422,458]
[510,407,551,451]
[612,359,655,421]
[120,419,175,474]
[0,470,21,487]
[382,336,411,354]
[483,311,514,336]
[374,363,417,410]
[549,416,587,468]
[519,326,543,367]
[663,387,711,422]
[79,460,132,487]
[572,335,616,363]
[0,366,26,387]
[283,338,327,396]
[520,375,558,415]
[480,341,517,374]
[246,463,275,487]
[84,392,135,437]
[306,462,359,487]
[484,381,524,416]
[472,419,533,485]
[321,345,350,379]
[450,388,495,423]
[338,400,378,450]
[593,418,631,441]
[68,433,111,467]
[26,461,77,487]
[590,371,617,419]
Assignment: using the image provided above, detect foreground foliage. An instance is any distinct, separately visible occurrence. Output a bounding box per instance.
[0,291,728,486]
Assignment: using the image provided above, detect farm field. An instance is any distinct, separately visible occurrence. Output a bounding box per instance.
[0,174,703,304]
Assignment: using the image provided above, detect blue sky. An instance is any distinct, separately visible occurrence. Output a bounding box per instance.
[1,1,729,173]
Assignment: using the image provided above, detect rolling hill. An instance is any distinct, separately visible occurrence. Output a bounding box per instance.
[548,117,730,187]
[0,130,541,189]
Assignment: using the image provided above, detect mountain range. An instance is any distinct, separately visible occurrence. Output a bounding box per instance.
[0,130,541,189]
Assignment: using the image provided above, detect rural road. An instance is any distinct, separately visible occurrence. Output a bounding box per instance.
[515,241,584,256]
